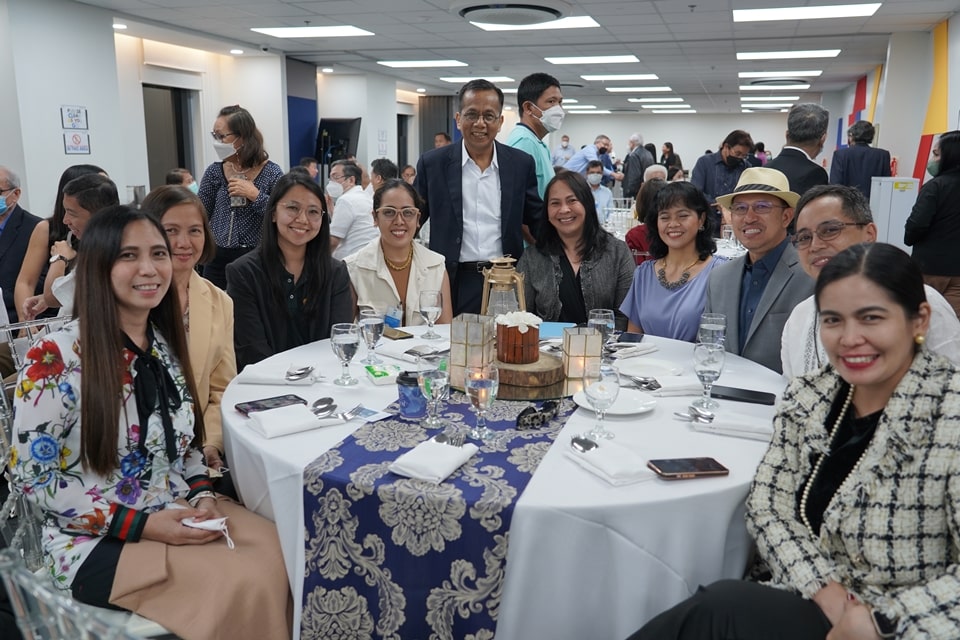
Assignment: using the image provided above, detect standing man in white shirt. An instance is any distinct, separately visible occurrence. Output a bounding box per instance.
[328,160,377,260]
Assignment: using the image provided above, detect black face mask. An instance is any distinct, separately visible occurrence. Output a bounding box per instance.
[597,146,609,155]
[724,155,742,168]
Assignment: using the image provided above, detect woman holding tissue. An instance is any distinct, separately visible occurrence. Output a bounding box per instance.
[11,206,290,640]
[629,243,960,640]
[198,104,283,289]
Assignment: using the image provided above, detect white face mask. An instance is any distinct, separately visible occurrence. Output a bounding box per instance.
[325,180,344,199]
[537,105,565,133]
[561,141,569,148]
[586,173,603,186]
[213,140,237,162]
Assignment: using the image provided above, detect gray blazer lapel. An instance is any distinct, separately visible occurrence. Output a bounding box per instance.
[744,246,795,346]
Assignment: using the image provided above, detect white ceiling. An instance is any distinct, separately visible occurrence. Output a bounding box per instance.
[79,0,960,114]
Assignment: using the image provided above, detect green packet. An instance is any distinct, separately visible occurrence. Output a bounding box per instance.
[364,364,402,385]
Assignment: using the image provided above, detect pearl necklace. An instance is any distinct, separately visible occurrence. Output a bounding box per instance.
[800,384,863,535]
[657,257,701,290]
[384,245,414,271]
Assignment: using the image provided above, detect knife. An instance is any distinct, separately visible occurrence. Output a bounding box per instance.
[710,385,776,405]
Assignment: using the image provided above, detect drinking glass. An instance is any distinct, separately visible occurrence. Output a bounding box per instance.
[417,356,449,429]
[587,309,615,345]
[330,323,360,386]
[465,364,499,441]
[359,309,384,365]
[698,313,726,345]
[419,290,443,340]
[692,342,725,410]
[583,362,620,440]
[721,224,735,243]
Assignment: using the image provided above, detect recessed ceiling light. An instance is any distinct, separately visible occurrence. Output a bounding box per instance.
[605,86,672,93]
[472,16,600,31]
[378,60,467,68]
[733,3,880,22]
[652,109,697,114]
[739,103,795,108]
[741,95,800,101]
[440,76,514,83]
[641,104,691,109]
[545,54,639,65]
[112,22,127,30]
[321,68,334,73]
[740,84,810,90]
[738,49,840,60]
[563,98,578,103]
[230,49,244,55]
[580,74,659,81]
[739,70,822,78]
[567,110,612,114]
[565,105,597,109]
[251,26,374,38]
[628,97,684,103]
[416,88,426,93]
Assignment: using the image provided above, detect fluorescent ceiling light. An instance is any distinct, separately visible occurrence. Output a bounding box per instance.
[740,83,810,90]
[230,49,244,55]
[378,60,467,68]
[568,110,612,114]
[642,104,691,109]
[416,88,426,93]
[321,68,333,73]
[502,88,518,93]
[112,22,127,30]
[545,54,639,65]
[733,3,880,22]
[563,98,579,104]
[440,76,514,83]
[653,109,696,114]
[472,16,600,31]
[738,49,840,60]
[605,86,672,93]
[580,74,659,81]
[628,97,684,103]
[739,70,822,78]
[565,105,597,109]
[739,103,795,108]
[741,95,799,101]
[251,25,374,38]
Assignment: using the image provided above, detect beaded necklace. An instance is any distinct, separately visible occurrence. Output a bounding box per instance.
[657,257,701,290]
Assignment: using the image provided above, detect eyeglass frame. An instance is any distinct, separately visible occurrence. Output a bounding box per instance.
[0,186,16,195]
[792,220,869,249]
[728,200,787,217]
[516,400,560,430]
[376,206,420,221]
[459,110,501,125]
[210,130,238,143]
[276,201,325,221]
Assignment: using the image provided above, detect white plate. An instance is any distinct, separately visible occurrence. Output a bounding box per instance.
[616,357,685,378]
[573,388,657,416]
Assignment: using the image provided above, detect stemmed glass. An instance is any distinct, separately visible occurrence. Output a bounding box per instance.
[417,356,449,429]
[583,362,620,440]
[359,309,384,365]
[698,313,726,346]
[330,323,360,386]
[587,309,615,345]
[419,290,443,340]
[692,342,725,410]
[465,364,499,441]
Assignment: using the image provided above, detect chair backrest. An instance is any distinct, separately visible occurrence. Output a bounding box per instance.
[0,317,72,374]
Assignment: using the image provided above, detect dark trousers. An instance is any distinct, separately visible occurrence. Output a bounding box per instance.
[453,269,485,316]
[71,537,126,611]
[203,245,254,290]
[627,580,832,640]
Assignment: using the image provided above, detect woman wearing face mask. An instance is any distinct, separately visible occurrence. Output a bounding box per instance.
[198,105,283,289]
[904,130,960,317]
[165,168,199,193]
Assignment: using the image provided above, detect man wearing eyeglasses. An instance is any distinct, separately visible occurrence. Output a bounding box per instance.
[780,184,960,378]
[415,79,543,315]
[328,160,376,260]
[704,167,813,374]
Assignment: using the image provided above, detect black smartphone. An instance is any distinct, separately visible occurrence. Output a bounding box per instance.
[618,332,645,343]
[647,457,730,480]
[234,394,307,416]
[710,385,777,406]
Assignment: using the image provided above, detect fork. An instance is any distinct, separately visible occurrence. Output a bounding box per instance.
[436,431,465,448]
[621,374,662,391]
[336,404,364,422]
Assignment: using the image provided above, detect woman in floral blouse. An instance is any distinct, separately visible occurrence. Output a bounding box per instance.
[11,205,290,640]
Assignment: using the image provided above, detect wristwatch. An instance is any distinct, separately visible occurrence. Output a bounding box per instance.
[49,253,70,265]
[869,607,898,639]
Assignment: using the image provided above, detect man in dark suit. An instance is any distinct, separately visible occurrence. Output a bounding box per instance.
[829,120,891,198]
[415,79,543,315]
[766,103,830,199]
[0,167,41,324]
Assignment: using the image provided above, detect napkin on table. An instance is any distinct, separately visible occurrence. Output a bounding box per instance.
[235,360,314,386]
[609,343,659,359]
[247,404,344,439]
[376,339,451,363]
[690,412,773,441]
[389,437,479,483]
[565,441,655,486]
[649,375,704,397]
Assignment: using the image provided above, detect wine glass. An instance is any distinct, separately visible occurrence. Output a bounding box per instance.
[692,342,725,410]
[419,290,443,340]
[417,356,449,429]
[587,309,615,345]
[698,313,726,346]
[583,362,620,440]
[359,309,384,365]
[464,364,498,441]
[330,323,360,386]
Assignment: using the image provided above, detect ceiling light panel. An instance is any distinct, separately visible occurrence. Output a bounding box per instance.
[641,104,690,109]
[545,54,639,65]
[378,60,467,68]
[605,86,672,93]
[251,26,374,38]
[733,4,880,23]
[580,74,659,81]
[740,84,810,90]
[628,97,684,103]
[737,50,841,60]
[439,76,514,83]
[652,109,696,114]
[741,96,800,101]
[738,70,822,78]
[568,110,612,114]
[471,16,600,31]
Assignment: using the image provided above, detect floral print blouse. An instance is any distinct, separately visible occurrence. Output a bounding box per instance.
[11,321,213,589]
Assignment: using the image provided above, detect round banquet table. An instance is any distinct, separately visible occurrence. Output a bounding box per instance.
[222,325,786,640]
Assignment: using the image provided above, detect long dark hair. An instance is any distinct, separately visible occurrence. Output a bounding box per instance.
[937,130,960,174]
[50,164,106,248]
[218,105,268,169]
[141,185,217,264]
[258,172,331,317]
[646,182,716,261]
[815,243,926,318]
[537,170,610,261]
[74,206,202,475]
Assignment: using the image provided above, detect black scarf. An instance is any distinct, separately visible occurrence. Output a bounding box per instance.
[124,326,183,463]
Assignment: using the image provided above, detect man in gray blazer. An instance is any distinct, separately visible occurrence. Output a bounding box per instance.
[705,167,813,373]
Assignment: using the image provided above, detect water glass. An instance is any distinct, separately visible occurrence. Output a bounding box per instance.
[587,309,615,345]
[583,362,620,440]
[419,290,443,340]
[417,356,449,429]
[359,309,384,364]
[330,323,360,386]
[721,224,735,243]
[465,364,498,442]
[698,313,726,346]
[692,342,725,410]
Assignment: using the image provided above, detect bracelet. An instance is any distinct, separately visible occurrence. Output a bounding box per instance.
[188,491,217,507]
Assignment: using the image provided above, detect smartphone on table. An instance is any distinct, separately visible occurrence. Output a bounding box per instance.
[234,394,307,416]
[647,457,729,480]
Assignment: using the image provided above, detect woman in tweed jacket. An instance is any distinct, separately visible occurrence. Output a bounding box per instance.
[630,243,960,640]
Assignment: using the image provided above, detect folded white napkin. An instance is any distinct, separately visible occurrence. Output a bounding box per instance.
[690,412,773,441]
[650,375,705,397]
[247,404,343,439]
[389,437,479,483]
[235,361,314,386]
[609,343,659,359]
[376,339,451,363]
[565,441,655,486]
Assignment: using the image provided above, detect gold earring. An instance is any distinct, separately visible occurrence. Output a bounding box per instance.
[915,334,926,345]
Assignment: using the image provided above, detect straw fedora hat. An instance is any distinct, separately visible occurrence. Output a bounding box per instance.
[715,167,800,210]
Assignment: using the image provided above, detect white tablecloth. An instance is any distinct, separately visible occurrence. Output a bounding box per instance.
[222,326,785,640]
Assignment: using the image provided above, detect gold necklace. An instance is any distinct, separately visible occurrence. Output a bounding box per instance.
[384,245,414,271]
[799,384,862,534]
[657,257,701,290]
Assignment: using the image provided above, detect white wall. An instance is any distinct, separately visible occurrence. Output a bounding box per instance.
[949,18,960,131]
[316,71,399,168]
[877,32,935,175]
[0,0,26,195]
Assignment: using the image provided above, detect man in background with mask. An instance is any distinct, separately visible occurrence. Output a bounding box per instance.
[0,166,40,328]
[564,134,624,182]
[691,129,754,233]
[552,134,574,166]
[586,160,614,221]
[506,72,564,198]
[327,160,376,260]
[620,133,654,200]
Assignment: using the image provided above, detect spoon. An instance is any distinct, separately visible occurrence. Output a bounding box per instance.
[313,404,338,419]
[689,405,716,422]
[672,408,714,423]
[286,365,315,381]
[311,397,335,414]
[570,435,599,453]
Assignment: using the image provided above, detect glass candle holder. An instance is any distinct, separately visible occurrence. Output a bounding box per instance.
[449,313,495,389]
[562,327,603,379]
